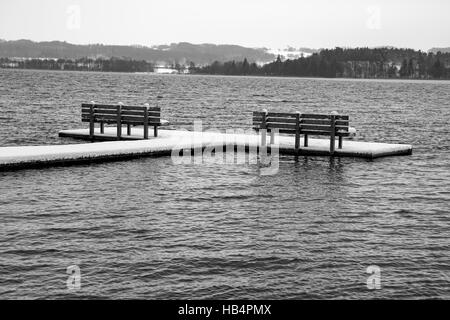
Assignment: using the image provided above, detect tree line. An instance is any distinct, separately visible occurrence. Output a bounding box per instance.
[191,47,450,79]
[0,57,154,73]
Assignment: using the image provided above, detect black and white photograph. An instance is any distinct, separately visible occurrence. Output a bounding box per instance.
[0,0,449,305]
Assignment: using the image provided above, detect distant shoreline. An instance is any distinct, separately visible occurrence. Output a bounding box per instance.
[2,67,450,82]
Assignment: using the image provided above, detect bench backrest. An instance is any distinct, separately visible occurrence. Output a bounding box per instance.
[253,111,300,134]
[253,111,349,136]
[81,104,161,125]
[300,114,349,136]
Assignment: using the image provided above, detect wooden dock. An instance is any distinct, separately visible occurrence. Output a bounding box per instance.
[0,127,412,171]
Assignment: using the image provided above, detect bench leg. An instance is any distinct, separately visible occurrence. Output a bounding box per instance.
[154,126,158,138]
[261,129,267,147]
[100,122,104,134]
[117,124,121,140]
[304,134,308,147]
[338,136,343,149]
[89,121,95,141]
[127,124,131,136]
[144,124,149,139]
[330,136,335,155]
[270,130,275,145]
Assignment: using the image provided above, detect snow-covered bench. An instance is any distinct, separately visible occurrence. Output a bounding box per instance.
[252,111,351,155]
[81,102,162,140]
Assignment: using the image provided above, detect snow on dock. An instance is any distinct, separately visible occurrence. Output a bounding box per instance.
[0,128,412,171]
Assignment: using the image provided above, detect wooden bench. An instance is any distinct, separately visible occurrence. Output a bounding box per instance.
[81,103,161,140]
[252,111,350,154]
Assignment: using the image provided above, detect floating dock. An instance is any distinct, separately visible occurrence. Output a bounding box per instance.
[0,127,413,171]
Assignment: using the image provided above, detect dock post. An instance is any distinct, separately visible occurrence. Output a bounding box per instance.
[295,112,300,153]
[89,101,95,141]
[330,114,336,155]
[261,109,267,147]
[143,103,149,139]
[117,102,123,140]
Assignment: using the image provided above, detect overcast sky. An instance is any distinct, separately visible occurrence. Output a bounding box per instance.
[0,0,448,50]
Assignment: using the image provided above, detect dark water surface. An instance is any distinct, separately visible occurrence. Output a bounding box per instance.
[0,69,449,299]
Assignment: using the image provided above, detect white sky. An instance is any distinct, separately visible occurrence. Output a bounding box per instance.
[0,0,449,50]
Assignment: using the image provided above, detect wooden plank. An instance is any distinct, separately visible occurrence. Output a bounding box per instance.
[121,105,161,112]
[267,112,297,118]
[301,131,332,136]
[93,110,120,115]
[83,114,117,121]
[301,114,349,120]
[300,124,349,132]
[301,124,332,132]
[120,105,146,111]
[301,114,332,119]
[266,123,297,130]
[301,130,349,136]
[123,121,161,126]
[121,110,145,116]
[122,116,145,122]
[254,124,298,134]
[82,109,118,115]
[278,129,297,135]
[82,104,117,110]
[82,104,160,111]
[82,118,116,124]
[83,115,161,123]
[121,120,145,125]
[267,117,298,123]
[254,115,298,122]
[255,119,301,127]
[301,119,349,126]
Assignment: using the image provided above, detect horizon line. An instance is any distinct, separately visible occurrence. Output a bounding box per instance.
[1,38,449,53]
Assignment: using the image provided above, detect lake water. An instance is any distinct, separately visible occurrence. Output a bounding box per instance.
[0,69,449,299]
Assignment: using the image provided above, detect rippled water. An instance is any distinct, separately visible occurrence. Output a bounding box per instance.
[0,69,449,299]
